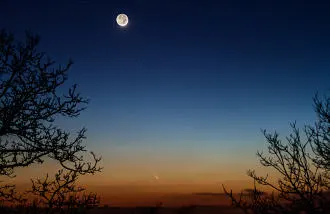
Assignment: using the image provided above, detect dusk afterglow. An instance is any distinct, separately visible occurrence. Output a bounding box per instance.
[1,0,330,210]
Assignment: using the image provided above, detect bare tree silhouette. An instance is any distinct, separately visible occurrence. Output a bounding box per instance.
[309,94,330,173]
[223,93,330,214]
[0,29,102,202]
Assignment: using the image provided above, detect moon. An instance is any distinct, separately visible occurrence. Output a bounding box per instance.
[116,14,129,27]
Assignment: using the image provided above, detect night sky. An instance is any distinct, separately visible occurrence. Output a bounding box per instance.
[1,0,330,190]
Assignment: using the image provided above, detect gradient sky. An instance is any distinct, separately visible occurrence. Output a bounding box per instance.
[1,0,330,190]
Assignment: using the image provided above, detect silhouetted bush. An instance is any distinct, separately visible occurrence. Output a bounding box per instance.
[223,93,330,214]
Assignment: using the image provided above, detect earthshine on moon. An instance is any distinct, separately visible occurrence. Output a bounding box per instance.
[116,14,129,27]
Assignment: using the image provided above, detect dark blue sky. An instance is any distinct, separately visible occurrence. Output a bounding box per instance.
[2,0,330,183]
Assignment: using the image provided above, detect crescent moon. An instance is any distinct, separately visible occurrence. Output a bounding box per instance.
[116,14,129,27]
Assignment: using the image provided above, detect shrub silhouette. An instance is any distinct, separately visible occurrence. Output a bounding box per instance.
[223,93,330,214]
[28,169,101,213]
